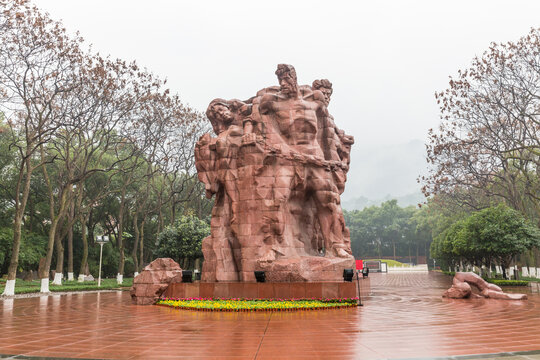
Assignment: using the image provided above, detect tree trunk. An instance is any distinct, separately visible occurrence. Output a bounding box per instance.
[52,221,66,285]
[40,214,62,292]
[78,213,88,282]
[139,219,145,272]
[501,259,510,280]
[3,156,33,296]
[132,211,139,273]
[171,195,176,224]
[28,195,34,233]
[67,199,75,281]
[116,188,126,282]
[158,207,163,235]
[40,170,71,292]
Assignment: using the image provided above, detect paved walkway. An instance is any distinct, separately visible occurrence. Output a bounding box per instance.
[1,272,540,359]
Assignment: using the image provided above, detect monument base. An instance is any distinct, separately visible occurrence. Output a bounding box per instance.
[255,255,355,282]
[202,254,356,282]
[161,279,370,301]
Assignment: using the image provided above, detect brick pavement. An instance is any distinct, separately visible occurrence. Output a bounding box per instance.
[1,272,540,359]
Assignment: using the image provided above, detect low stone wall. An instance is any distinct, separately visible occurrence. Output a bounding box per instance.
[162,279,370,301]
[388,264,429,273]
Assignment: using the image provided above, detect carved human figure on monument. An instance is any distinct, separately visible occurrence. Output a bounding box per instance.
[196,98,253,281]
[311,79,354,167]
[311,79,354,194]
[258,64,351,259]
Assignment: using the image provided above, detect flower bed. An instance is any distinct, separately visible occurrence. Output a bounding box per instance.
[156,297,359,311]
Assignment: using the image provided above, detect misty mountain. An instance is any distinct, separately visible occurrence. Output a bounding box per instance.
[341,192,426,211]
[340,139,428,208]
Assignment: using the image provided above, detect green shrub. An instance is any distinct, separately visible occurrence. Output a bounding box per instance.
[154,215,209,266]
[0,228,47,275]
[486,279,528,286]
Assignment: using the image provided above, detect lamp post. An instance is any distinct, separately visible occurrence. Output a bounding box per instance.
[96,235,109,287]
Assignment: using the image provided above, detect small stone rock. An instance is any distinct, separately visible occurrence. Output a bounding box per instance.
[131,258,182,305]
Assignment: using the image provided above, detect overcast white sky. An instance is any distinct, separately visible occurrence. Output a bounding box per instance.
[32,0,540,201]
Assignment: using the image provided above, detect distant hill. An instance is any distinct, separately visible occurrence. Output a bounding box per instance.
[341,139,427,207]
[341,191,426,211]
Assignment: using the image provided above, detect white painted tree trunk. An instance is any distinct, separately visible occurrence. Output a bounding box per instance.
[2,279,15,296]
[77,274,85,282]
[134,272,139,277]
[52,273,62,285]
[40,278,50,293]
[67,272,74,281]
[116,273,123,284]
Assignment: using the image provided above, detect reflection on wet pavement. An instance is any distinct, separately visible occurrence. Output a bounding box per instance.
[1,272,539,359]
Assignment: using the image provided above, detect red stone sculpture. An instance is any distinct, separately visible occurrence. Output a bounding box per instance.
[443,272,527,300]
[130,258,183,305]
[195,65,355,282]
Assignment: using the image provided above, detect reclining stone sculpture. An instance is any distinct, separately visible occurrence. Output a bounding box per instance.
[443,272,527,300]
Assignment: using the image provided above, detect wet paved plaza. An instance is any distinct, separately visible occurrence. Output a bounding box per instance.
[1,272,540,359]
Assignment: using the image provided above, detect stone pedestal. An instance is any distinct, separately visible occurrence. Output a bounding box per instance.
[162,279,370,301]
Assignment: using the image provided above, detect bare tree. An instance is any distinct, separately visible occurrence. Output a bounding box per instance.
[38,54,156,288]
[0,1,84,295]
[162,112,209,223]
[422,28,540,224]
[127,89,198,273]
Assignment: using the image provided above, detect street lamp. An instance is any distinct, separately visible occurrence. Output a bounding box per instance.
[96,235,109,287]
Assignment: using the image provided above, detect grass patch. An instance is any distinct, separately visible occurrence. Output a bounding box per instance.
[364,259,410,267]
[0,278,132,295]
[157,297,359,311]
[486,279,529,286]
